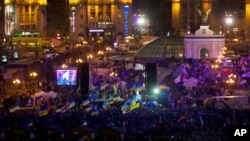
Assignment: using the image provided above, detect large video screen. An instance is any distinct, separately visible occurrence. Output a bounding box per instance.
[2,55,7,63]
[57,69,77,85]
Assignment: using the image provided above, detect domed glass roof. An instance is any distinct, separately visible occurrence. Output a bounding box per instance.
[135,36,185,61]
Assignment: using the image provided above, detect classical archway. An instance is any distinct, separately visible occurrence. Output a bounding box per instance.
[200,47,210,60]
[184,26,225,59]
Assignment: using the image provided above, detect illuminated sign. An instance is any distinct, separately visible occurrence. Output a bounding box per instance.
[89,29,104,32]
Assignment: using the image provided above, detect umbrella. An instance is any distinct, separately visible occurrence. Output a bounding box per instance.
[183,77,198,89]
[125,36,135,40]
[242,72,250,78]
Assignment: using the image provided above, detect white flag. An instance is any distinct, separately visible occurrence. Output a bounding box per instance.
[174,75,181,83]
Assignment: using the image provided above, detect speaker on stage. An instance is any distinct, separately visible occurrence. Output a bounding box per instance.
[145,62,157,96]
[78,63,89,97]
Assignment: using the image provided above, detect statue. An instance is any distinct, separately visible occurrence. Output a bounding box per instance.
[198,9,211,25]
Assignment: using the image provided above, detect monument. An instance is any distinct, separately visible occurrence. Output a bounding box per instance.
[198,9,211,25]
[184,9,225,60]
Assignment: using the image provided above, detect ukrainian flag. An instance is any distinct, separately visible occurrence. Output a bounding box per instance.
[69,99,75,109]
[9,102,20,113]
[38,102,48,116]
[85,105,92,112]
[102,100,110,110]
[82,99,90,107]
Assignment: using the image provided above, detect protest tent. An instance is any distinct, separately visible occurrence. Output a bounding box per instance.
[183,77,198,90]
[32,91,57,108]
[32,91,57,100]
[242,71,250,78]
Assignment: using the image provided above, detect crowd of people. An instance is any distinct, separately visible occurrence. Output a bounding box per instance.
[1,54,250,141]
[0,102,249,141]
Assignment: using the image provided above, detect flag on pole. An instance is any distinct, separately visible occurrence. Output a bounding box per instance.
[25,97,33,107]
[9,102,20,113]
[38,102,48,116]
[68,99,76,109]
[61,99,75,113]
[91,110,99,116]
[101,83,110,90]
[85,105,92,112]
[36,95,44,102]
[174,75,181,83]
[82,99,91,107]
[102,100,110,110]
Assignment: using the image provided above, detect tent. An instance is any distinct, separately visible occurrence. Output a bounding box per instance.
[32,91,57,100]
[242,72,250,78]
[32,91,57,108]
[125,36,135,40]
[183,77,198,90]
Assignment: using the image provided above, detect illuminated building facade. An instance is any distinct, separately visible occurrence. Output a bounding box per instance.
[170,0,244,35]
[137,0,248,39]
[68,0,133,45]
[3,0,47,48]
[1,0,132,47]
[0,0,5,40]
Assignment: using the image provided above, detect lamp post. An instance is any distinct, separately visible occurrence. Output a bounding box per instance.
[13,78,21,89]
[61,63,68,69]
[87,54,93,63]
[29,71,38,91]
[225,15,233,45]
[76,58,83,96]
[83,40,88,47]
[105,47,112,66]
[87,54,93,91]
[226,73,236,122]
[97,50,104,66]
[137,14,145,39]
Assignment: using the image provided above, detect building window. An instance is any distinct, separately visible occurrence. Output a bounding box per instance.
[90,12,95,19]
[106,12,111,21]
[107,4,111,12]
[19,7,23,13]
[98,12,103,21]
[99,5,103,11]
[80,24,84,28]
[80,14,83,20]
[25,5,29,13]
[31,5,36,12]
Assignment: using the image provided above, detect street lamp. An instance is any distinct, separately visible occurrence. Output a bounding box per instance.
[226,73,237,121]
[225,15,233,45]
[76,58,83,96]
[87,54,93,62]
[76,58,83,64]
[105,47,112,65]
[226,16,233,33]
[97,50,104,65]
[83,40,88,47]
[29,71,38,90]
[136,14,146,38]
[29,71,38,78]
[62,63,68,69]
[13,78,21,89]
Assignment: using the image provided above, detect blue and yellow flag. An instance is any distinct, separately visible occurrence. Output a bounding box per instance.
[9,102,20,113]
